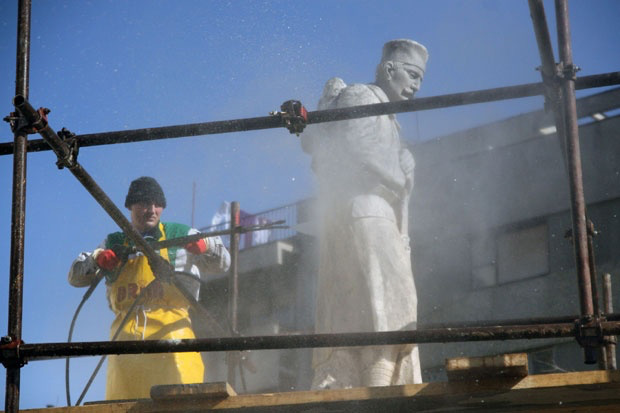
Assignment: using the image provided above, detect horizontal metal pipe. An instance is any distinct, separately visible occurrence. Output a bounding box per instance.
[420,312,620,330]
[6,321,620,363]
[1,72,618,156]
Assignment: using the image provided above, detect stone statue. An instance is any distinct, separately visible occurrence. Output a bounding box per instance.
[301,39,428,388]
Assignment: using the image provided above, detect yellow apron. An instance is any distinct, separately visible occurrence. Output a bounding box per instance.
[105,222,204,400]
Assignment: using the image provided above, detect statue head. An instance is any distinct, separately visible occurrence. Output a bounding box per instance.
[376,39,428,102]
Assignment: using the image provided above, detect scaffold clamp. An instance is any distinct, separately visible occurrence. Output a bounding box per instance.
[3,106,50,135]
[574,316,605,365]
[0,335,26,368]
[272,100,308,136]
[558,62,581,81]
[56,127,80,170]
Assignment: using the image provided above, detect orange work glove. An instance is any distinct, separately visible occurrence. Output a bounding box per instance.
[185,238,208,255]
[94,248,120,270]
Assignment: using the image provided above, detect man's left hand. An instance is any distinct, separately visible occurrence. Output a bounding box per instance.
[185,238,208,255]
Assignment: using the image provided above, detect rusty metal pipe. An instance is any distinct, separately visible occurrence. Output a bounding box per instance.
[584,220,606,368]
[420,312,620,329]
[5,321,620,363]
[528,0,569,163]
[1,72,619,157]
[529,0,597,365]
[603,274,617,369]
[228,201,240,336]
[528,0,557,81]
[586,221,601,317]
[554,0,596,364]
[529,0,599,365]
[227,201,241,386]
[5,1,31,412]
[555,0,594,319]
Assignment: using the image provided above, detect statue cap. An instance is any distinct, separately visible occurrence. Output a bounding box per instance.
[381,39,428,71]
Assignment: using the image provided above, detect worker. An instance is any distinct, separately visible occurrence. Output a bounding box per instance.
[68,176,230,400]
[301,39,428,388]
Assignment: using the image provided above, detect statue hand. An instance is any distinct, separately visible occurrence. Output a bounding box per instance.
[399,149,415,193]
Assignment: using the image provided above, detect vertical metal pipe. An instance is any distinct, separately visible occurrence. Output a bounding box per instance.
[586,220,602,369]
[528,2,553,60]
[227,201,241,385]
[603,274,617,370]
[527,0,568,162]
[530,0,595,364]
[554,0,594,318]
[229,201,240,333]
[587,220,600,317]
[5,1,31,412]
[528,0,559,97]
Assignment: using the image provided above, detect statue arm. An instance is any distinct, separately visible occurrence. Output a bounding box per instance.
[334,85,407,192]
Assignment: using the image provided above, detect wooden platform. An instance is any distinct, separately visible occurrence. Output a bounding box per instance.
[12,370,620,412]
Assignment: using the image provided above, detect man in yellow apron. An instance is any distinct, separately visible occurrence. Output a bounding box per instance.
[69,176,230,400]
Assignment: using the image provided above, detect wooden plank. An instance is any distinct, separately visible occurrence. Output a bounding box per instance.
[12,371,620,413]
[150,382,237,400]
[445,352,529,381]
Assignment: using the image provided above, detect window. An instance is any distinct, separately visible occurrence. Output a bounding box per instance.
[497,223,549,284]
[471,222,550,289]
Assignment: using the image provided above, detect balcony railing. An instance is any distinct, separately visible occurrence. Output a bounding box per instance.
[199,201,301,250]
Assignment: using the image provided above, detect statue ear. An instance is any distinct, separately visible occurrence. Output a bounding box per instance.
[384,61,395,80]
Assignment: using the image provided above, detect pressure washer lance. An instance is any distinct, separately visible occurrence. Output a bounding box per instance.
[116,219,287,257]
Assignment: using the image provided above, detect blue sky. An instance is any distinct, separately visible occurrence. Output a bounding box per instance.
[1,0,618,408]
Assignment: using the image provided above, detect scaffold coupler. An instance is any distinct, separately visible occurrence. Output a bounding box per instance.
[272,99,308,136]
[0,336,26,369]
[4,106,49,135]
[575,315,606,365]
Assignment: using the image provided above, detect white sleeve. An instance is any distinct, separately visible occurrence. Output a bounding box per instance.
[189,228,231,274]
[67,239,106,287]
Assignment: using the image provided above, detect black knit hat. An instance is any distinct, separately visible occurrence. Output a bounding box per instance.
[125,176,167,208]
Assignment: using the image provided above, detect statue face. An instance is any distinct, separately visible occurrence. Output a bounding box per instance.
[383,62,424,102]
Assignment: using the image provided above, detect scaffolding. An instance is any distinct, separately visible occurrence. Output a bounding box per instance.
[3,0,620,411]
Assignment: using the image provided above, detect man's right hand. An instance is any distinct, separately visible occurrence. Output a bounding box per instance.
[93,248,120,271]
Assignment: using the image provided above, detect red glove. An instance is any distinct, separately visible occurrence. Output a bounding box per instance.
[95,249,120,271]
[185,238,208,255]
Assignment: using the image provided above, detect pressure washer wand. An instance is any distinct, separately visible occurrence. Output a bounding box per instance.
[137,220,287,251]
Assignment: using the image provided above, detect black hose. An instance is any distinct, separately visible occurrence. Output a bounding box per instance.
[74,282,152,405]
[72,270,225,405]
[65,274,103,406]
[73,271,211,405]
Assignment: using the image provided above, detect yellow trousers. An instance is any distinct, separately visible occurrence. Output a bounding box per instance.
[105,307,204,400]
